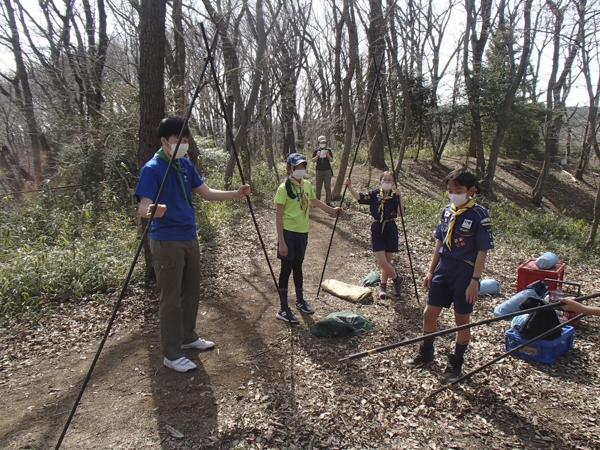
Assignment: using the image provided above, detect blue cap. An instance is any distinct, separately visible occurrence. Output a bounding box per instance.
[286,152,307,166]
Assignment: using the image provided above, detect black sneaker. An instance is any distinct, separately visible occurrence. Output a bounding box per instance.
[276,309,299,324]
[393,275,405,296]
[441,354,464,382]
[296,301,315,314]
[403,346,434,367]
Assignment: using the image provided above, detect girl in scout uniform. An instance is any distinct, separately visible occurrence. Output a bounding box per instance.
[274,153,341,323]
[404,168,494,381]
[345,172,405,299]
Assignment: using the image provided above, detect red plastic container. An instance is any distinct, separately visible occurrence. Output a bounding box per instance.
[516,259,566,292]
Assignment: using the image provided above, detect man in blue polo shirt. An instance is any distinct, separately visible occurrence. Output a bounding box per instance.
[404,168,494,381]
[135,116,250,373]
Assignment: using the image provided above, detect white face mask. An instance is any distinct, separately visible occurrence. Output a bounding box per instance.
[319,143,326,148]
[292,169,306,179]
[168,142,188,159]
[381,183,393,191]
[448,192,469,206]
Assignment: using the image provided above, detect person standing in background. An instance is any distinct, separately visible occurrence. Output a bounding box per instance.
[311,135,334,206]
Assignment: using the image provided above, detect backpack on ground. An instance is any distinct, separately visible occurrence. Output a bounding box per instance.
[518,296,562,340]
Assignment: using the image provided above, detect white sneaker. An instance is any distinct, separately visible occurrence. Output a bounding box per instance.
[181,338,215,350]
[163,356,197,372]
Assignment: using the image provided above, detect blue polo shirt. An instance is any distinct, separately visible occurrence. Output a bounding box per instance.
[434,203,494,263]
[358,189,400,221]
[135,155,204,241]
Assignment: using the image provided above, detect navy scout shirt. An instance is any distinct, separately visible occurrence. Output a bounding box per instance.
[435,203,494,263]
[358,189,400,222]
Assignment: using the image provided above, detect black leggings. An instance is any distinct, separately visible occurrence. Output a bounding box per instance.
[279,259,303,290]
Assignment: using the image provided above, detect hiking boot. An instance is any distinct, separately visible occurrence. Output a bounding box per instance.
[378,283,387,299]
[393,275,405,296]
[182,338,215,350]
[276,309,299,324]
[403,346,434,367]
[296,300,315,314]
[163,356,197,373]
[441,354,464,382]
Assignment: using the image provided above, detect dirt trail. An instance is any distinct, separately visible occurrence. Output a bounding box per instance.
[3,160,600,449]
[0,199,393,449]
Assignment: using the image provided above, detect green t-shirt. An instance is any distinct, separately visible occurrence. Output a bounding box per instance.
[274,179,316,233]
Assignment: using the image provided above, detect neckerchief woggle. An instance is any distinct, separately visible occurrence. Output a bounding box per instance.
[289,177,309,216]
[155,148,192,208]
[443,198,475,250]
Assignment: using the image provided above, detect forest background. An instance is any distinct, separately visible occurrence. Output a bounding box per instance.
[2,0,600,307]
[2,0,600,448]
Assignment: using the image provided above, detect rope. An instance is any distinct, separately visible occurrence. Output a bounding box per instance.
[54,30,220,450]
[316,52,386,298]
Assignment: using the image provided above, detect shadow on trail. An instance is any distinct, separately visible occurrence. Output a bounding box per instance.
[442,384,578,449]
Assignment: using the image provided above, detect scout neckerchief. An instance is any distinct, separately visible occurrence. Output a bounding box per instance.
[155,148,191,207]
[377,188,395,232]
[443,198,475,250]
[289,176,309,216]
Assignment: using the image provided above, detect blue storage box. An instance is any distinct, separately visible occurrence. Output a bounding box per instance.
[504,326,575,364]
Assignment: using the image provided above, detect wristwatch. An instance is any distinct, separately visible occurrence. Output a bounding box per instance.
[472,276,481,284]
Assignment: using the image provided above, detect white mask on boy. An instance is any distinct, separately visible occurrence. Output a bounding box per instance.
[169,142,188,159]
[381,183,393,191]
[448,192,469,206]
[319,143,326,148]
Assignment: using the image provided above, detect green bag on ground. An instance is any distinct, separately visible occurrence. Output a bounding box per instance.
[310,311,373,337]
[363,271,381,287]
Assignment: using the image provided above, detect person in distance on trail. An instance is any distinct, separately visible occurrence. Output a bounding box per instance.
[135,116,250,373]
[275,152,342,323]
[403,167,494,382]
[560,298,600,316]
[345,172,406,299]
[311,135,334,206]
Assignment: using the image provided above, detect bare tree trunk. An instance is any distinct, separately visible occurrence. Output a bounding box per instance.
[532,0,582,204]
[332,0,357,200]
[3,0,54,178]
[463,0,492,180]
[138,0,166,281]
[481,0,533,196]
[366,0,386,171]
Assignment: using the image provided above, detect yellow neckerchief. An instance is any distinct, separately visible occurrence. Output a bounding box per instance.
[377,188,395,232]
[289,176,308,216]
[443,198,475,250]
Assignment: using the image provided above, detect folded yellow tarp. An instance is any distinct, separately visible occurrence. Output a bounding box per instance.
[321,279,373,304]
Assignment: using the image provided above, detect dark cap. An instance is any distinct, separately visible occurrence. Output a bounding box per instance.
[286,153,307,166]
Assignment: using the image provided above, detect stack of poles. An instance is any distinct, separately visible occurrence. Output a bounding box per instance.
[339,293,600,397]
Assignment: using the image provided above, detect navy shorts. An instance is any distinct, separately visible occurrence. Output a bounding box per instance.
[371,221,399,253]
[277,230,308,261]
[426,256,475,314]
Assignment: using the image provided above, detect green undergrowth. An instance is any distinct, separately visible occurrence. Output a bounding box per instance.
[0,188,141,317]
[2,165,599,319]
[400,191,600,265]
